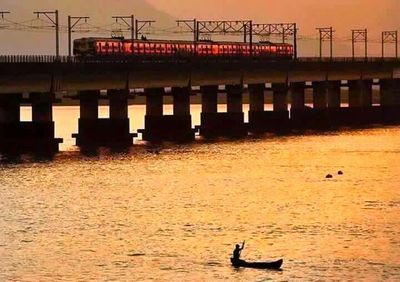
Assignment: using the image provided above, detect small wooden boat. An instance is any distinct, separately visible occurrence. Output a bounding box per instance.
[230,258,283,270]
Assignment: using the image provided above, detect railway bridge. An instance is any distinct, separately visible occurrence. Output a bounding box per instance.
[1,55,400,153]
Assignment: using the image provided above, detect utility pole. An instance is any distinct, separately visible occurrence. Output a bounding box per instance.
[177,19,198,54]
[0,11,10,29]
[34,10,59,58]
[196,20,252,48]
[112,15,135,52]
[381,31,398,58]
[0,11,10,19]
[249,20,253,57]
[294,23,298,60]
[135,19,155,40]
[351,29,368,60]
[177,19,197,42]
[316,27,334,60]
[252,23,297,59]
[68,16,90,57]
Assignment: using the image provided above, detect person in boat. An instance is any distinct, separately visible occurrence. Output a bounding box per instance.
[232,241,245,263]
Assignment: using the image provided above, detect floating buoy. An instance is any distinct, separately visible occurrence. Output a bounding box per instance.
[326,174,333,179]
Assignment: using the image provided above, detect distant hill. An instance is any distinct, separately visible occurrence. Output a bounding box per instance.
[1,0,399,57]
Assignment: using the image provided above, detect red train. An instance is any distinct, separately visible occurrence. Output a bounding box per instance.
[73,37,293,59]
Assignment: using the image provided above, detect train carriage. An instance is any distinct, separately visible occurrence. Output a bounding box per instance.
[73,37,293,59]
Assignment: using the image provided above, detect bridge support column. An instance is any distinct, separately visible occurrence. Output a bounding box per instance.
[311,81,329,129]
[107,89,135,146]
[248,83,268,133]
[380,79,400,123]
[199,85,246,138]
[141,88,163,142]
[289,82,306,129]
[1,93,62,155]
[348,79,377,125]
[73,90,135,148]
[28,93,62,154]
[326,81,343,126]
[269,83,290,131]
[141,88,194,142]
[30,93,62,153]
[327,81,341,109]
[0,94,22,154]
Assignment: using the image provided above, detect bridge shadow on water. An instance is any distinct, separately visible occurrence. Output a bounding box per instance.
[0,124,397,165]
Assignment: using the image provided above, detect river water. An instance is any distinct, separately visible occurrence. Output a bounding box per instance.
[0,106,399,281]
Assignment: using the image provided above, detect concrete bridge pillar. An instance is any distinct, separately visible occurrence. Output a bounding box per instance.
[326,81,343,127]
[310,81,330,129]
[327,81,341,109]
[290,82,305,111]
[0,94,20,123]
[249,84,265,112]
[141,87,195,142]
[226,85,243,113]
[380,79,400,123]
[312,82,327,110]
[348,80,372,108]
[173,87,191,116]
[30,92,53,123]
[109,89,129,120]
[79,90,99,120]
[248,84,267,133]
[272,83,288,112]
[28,92,62,153]
[263,83,290,132]
[146,88,164,117]
[199,85,246,138]
[289,82,306,129]
[348,79,376,125]
[0,94,22,154]
[73,90,135,148]
[1,92,63,154]
[74,90,100,148]
[141,88,164,142]
[201,85,218,114]
[171,87,195,141]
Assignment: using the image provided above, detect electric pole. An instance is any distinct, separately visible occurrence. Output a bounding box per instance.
[351,29,368,59]
[0,11,10,19]
[176,19,197,43]
[112,15,135,54]
[68,16,90,57]
[135,19,155,40]
[34,10,59,58]
[381,31,398,58]
[0,11,10,30]
[317,27,334,60]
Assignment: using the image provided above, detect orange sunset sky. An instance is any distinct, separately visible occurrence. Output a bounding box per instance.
[1,0,399,56]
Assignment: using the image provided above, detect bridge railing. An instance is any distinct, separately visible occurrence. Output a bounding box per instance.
[0,55,75,63]
[0,55,399,64]
[298,57,400,63]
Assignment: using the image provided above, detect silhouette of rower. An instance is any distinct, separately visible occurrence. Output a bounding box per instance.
[232,241,245,263]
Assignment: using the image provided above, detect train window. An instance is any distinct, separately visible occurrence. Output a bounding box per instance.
[199,45,203,55]
[212,45,219,55]
[96,42,101,54]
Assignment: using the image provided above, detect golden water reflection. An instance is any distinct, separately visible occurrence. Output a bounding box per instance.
[0,107,399,281]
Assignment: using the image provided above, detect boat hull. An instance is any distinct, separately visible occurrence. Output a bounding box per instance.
[230,258,283,270]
